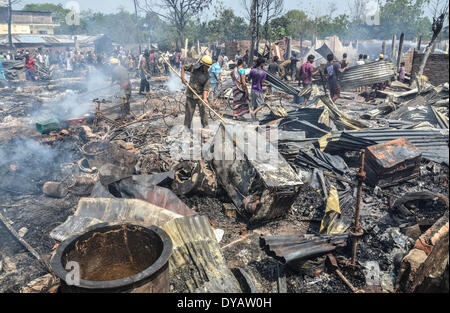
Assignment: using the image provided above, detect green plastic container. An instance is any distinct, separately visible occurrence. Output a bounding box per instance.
[36,118,61,134]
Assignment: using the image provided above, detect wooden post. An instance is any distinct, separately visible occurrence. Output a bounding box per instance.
[184,38,189,58]
[286,36,292,59]
[133,0,141,54]
[397,33,404,70]
[7,0,15,60]
[417,35,422,52]
[391,34,396,63]
[249,0,258,67]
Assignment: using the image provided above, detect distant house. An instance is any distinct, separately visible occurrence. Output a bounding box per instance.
[0,7,60,35]
[94,35,113,54]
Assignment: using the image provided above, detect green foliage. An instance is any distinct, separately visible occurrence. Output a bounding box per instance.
[206,9,249,42]
[378,0,431,39]
[22,3,69,21]
[21,0,440,47]
[270,10,311,40]
[22,3,78,34]
[267,0,435,41]
[81,9,142,44]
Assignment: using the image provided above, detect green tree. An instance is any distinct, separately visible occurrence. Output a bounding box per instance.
[379,0,431,39]
[22,3,69,22]
[207,9,249,42]
[80,9,141,44]
[22,3,88,34]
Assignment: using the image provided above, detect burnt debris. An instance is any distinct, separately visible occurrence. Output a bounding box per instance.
[0,42,448,295]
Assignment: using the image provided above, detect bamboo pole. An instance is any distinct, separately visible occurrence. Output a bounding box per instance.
[397,33,405,71]
[417,35,422,52]
[0,212,53,274]
[391,35,396,63]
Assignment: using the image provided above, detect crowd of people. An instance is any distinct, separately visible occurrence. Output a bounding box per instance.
[174,50,356,127]
[1,43,407,129]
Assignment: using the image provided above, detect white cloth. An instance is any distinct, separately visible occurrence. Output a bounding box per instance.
[66,58,73,71]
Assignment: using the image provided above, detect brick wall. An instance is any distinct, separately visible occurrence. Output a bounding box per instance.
[403,50,415,73]
[225,40,251,59]
[397,208,449,293]
[411,51,449,86]
[12,11,53,25]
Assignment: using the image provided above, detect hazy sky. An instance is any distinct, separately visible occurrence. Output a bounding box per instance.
[15,0,435,18]
[15,0,366,17]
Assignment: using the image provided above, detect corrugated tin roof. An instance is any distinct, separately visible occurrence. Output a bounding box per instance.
[15,35,47,44]
[0,34,108,46]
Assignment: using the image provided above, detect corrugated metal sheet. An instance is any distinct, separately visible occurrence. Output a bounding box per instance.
[162,215,242,293]
[16,35,47,44]
[49,198,183,242]
[364,138,422,187]
[325,128,449,165]
[212,123,303,224]
[0,34,108,46]
[261,234,349,264]
[340,61,395,88]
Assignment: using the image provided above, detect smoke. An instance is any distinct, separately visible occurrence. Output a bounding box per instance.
[0,138,57,168]
[0,138,63,194]
[356,40,446,60]
[31,67,116,123]
[0,68,114,195]
[166,71,185,93]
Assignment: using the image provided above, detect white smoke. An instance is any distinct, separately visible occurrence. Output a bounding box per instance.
[166,71,185,93]
[0,138,57,168]
[31,68,117,122]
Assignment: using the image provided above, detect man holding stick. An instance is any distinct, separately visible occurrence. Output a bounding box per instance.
[181,56,212,129]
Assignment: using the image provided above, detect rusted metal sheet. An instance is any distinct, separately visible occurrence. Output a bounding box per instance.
[324,128,449,165]
[50,198,183,242]
[340,61,395,89]
[261,234,348,264]
[211,123,303,224]
[162,215,242,293]
[364,138,422,187]
[171,160,218,197]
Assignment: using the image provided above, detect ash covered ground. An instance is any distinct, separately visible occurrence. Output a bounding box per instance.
[0,64,448,294]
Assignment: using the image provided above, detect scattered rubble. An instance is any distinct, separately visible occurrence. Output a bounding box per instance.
[0,50,448,295]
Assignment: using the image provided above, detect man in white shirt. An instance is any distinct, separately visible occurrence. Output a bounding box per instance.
[235,50,241,62]
[223,54,229,70]
[356,54,365,66]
